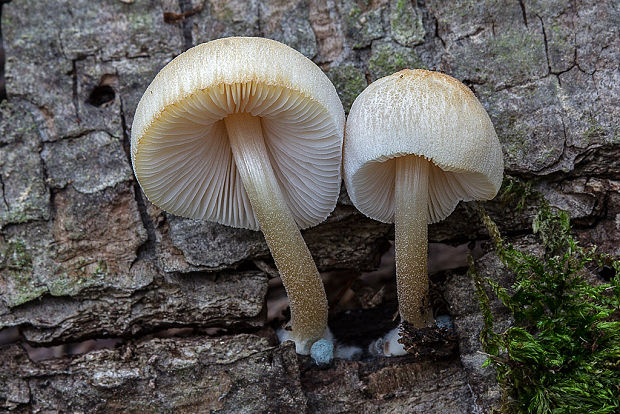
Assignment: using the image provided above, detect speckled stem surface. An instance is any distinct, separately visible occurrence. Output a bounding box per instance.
[394,155,433,328]
[225,112,328,351]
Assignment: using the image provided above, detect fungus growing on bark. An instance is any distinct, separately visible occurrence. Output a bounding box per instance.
[131,37,345,355]
[343,69,503,355]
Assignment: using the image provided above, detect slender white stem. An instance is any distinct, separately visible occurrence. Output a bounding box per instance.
[394,155,433,328]
[224,112,328,352]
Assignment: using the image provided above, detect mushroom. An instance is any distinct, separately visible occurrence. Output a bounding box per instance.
[343,69,503,351]
[130,37,345,354]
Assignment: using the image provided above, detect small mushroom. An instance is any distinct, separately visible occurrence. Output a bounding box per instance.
[131,37,345,354]
[343,69,503,343]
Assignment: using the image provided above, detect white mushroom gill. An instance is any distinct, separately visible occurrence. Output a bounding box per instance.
[135,81,341,230]
[351,156,495,225]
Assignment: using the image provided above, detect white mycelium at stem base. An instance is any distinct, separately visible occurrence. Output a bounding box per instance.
[394,155,433,328]
[224,112,328,350]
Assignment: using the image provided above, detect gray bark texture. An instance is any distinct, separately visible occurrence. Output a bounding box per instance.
[0,0,618,412]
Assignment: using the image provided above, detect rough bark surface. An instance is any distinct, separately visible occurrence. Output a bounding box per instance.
[0,0,618,412]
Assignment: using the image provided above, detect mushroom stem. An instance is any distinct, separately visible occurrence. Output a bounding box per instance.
[224,112,328,352]
[394,155,433,328]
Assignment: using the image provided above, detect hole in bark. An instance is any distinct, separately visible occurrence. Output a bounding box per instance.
[86,73,117,107]
[86,84,115,107]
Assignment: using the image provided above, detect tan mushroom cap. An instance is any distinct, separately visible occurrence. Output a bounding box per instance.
[131,37,345,230]
[343,69,503,224]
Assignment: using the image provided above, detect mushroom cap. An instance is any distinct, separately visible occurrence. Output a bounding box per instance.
[343,69,503,224]
[131,37,345,230]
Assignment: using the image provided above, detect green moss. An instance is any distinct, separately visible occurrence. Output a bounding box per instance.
[214,5,234,22]
[327,64,367,113]
[0,239,47,306]
[1,239,31,269]
[368,41,425,81]
[494,112,530,163]
[453,27,546,85]
[129,13,153,32]
[503,129,528,152]
[8,276,47,306]
[390,0,425,46]
[583,118,606,143]
[348,5,362,19]
[94,260,108,277]
[47,260,104,297]
[491,29,545,76]
[472,205,620,413]
[612,126,620,144]
[0,100,38,145]
[4,202,43,226]
[343,3,383,49]
[45,252,110,297]
[498,175,541,211]
[2,14,13,31]
[48,274,86,296]
[534,146,561,166]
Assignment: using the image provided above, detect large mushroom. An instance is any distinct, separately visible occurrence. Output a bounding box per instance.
[131,37,345,354]
[343,69,503,353]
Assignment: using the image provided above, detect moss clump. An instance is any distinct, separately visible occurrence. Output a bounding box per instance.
[94,260,108,277]
[472,205,620,413]
[0,239,47,306]
[368,41,424,81]
[0,239,32,269]
[129,13,154,32]
[493,111,529,160]
[214,5,234,22]
[490,30,545,79]
[582,117,607,144]
[497,175,540,211]
[47,259,106,297]
[344,5,383,49]
[390,0,425,47]
[327,64,367,113]
[3,198,51,226]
